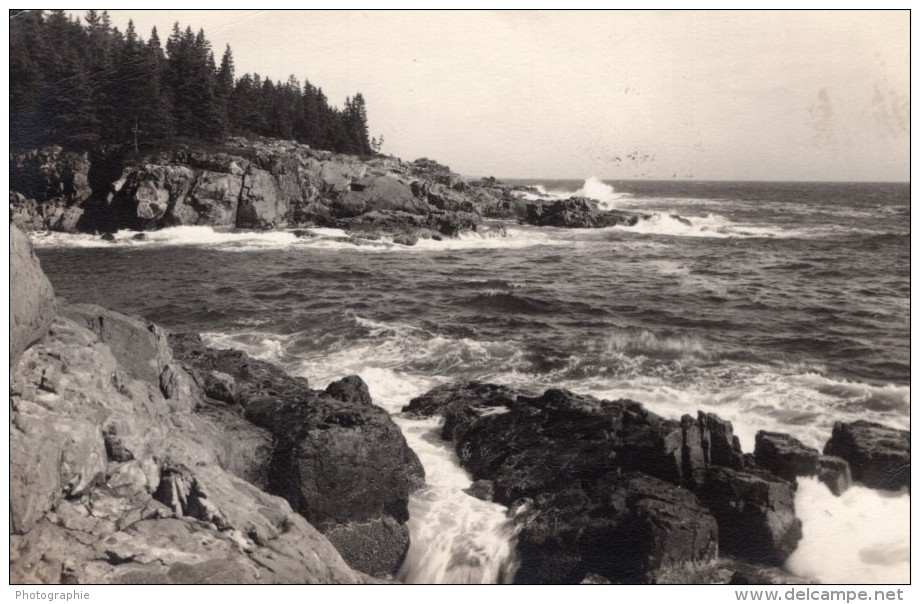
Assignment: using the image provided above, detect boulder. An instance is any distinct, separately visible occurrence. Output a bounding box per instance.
[323,516,410,577]
[696,467,802,564]
[10,224,56,368]
[341,175,430,215]
[325,375,373,406]
[465,479,495,501]
[109,164,197,229]
[178,170,242,226]
[817,455,852,496]
[754,430,820,482]
[823,420,910,490]
[168,332,424,575]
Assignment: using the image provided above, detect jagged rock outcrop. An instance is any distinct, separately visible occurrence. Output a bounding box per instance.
[823,420,910,491]
[404,381,804,583]
[11,137,649,239]
[754,431,820,483]
[167,333,425,576]
[525,197,643,228]
[10,224,56,368]
[403,382,863,582]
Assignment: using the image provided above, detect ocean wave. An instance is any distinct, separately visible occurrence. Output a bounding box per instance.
[524,177,632,210]
[591,328,714,361]
[623,212,805,239]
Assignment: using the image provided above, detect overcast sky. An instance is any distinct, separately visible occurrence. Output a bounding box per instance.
[97,10,909,181]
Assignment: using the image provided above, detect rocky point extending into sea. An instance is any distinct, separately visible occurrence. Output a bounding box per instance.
[9,137,911,584]
[9,137,641,242]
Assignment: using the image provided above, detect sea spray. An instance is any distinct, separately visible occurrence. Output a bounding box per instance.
[786,478,910,584]
[575,176,627,210]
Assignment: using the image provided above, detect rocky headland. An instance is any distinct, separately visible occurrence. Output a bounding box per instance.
[9,138,643,242]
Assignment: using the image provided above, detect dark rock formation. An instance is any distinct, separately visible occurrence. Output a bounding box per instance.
[465,479,495,501]
[823,420,910,491]
[817,455,853,496]
[524,197,643,228]
[325,375,373,406]
[10,224,56,368]
[754,431,820,482]
[406,382,802,583]
[696,467,802,565]
[513,473,718,584]
[698,412,745,471]
[9,146,92,232]
[168,333,424,575]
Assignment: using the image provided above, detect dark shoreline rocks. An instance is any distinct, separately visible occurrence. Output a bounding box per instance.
[10,137,648,241]
[404,380,909,584]
[823,420,910,491]
[167,332,425,576]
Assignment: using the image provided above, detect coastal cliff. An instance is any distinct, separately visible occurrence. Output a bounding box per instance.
[9,138,642,240]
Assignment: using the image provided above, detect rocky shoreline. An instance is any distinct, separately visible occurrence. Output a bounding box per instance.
[10,138,644,242]
[10,221,911,584]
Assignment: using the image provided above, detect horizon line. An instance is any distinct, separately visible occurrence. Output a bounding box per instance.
[463,176,910,185]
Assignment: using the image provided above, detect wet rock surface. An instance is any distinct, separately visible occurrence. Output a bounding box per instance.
[823,420,910,491]
[405,381,872,583]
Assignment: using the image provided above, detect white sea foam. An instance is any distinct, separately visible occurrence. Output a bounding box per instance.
[578,177,631,210]
[786,478,910,584]
[30,224,564,253]
[30,226,300,250]
[526,177,631,210]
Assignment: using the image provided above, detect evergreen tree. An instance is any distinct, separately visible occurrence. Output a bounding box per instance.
[9,11,375,154]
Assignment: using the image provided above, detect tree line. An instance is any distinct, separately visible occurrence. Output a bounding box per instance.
[9,10,374,155]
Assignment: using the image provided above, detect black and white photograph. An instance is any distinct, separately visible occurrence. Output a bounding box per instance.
[7,7,910,590]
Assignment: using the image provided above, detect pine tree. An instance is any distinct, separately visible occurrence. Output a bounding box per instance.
[9,12,378,154]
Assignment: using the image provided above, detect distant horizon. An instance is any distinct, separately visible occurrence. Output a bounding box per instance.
[463,175,911,185]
